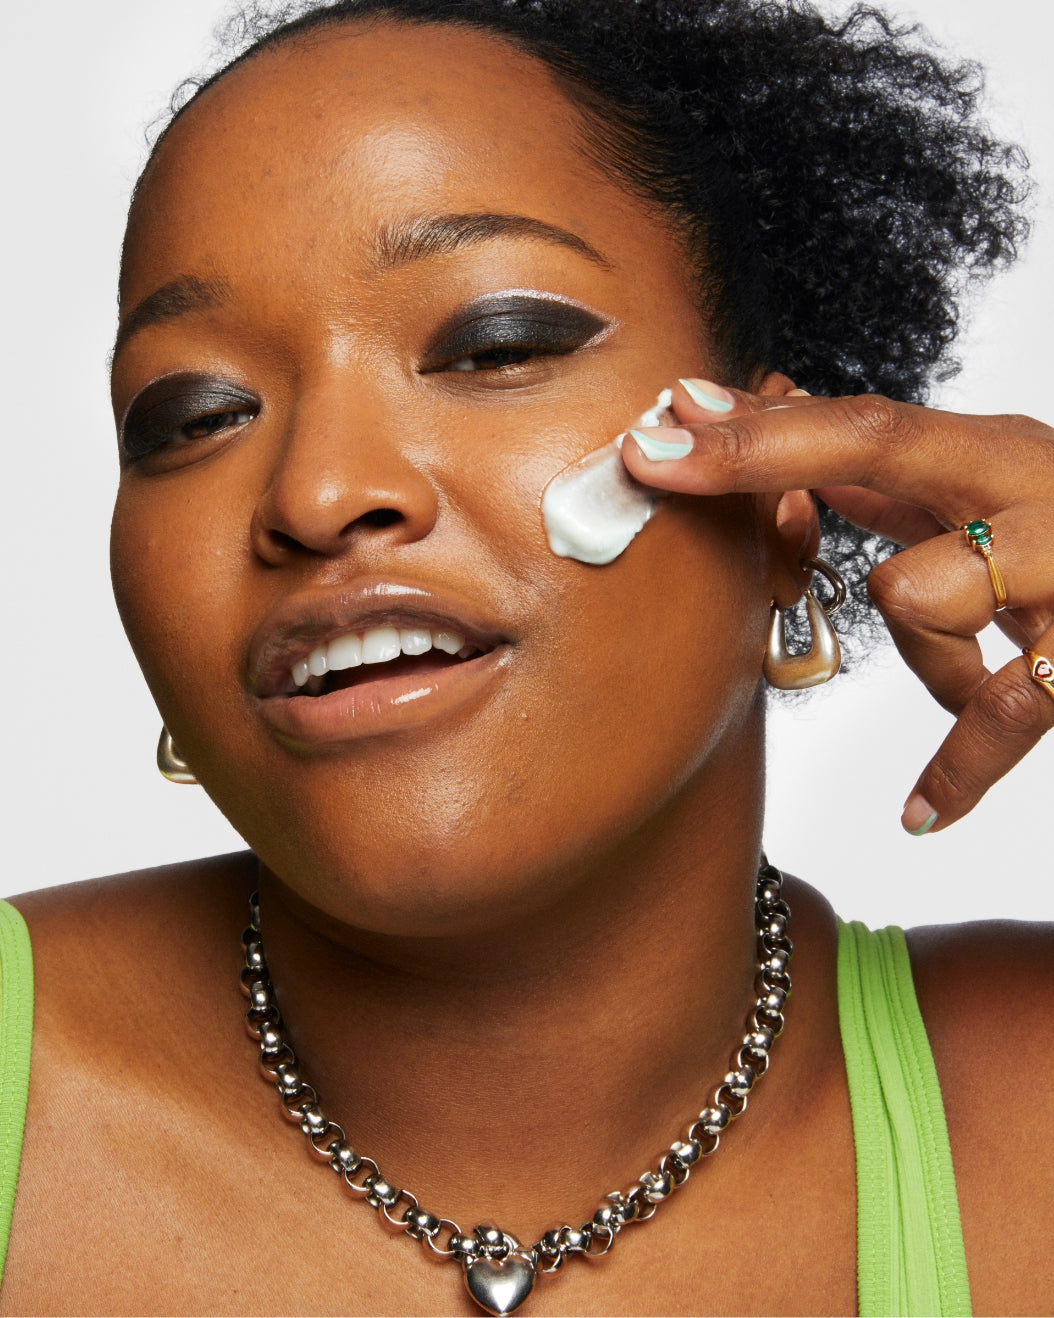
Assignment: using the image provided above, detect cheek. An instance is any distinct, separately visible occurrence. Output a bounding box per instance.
[402,409,765,814]
[453,458,766,842]
[110,480,248,724]
[550,495,766,760]
[110,489,173,684]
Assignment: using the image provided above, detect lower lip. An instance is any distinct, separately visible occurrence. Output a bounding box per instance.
[255,649,508,745]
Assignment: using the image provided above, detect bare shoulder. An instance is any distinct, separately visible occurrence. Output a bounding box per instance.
[906,918,1054,1315]
[0,854,258,1314]
[4,852,256,1067]
[7,851,255,965]
[7,849,255,926]
[906,916,1054,1068]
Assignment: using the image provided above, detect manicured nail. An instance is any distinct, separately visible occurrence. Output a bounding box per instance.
[787,388,811,396]
[626,428,694,461]
[902,794,938,836]
[678,378,735,412]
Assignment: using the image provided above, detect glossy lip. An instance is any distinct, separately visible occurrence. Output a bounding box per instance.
[260,646,510,745]
[247,580,514,745]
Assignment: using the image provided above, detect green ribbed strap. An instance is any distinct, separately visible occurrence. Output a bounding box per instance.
[0,900,32,1290]
[837,918,971,1317]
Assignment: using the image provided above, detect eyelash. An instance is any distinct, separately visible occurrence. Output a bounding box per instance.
[445,344,545,372]
[421,306,608,377]
[120,386,260,462]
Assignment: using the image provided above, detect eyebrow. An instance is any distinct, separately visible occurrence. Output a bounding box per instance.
[371,212,613,272]
[113,213,611,356]
[113,275,231,357]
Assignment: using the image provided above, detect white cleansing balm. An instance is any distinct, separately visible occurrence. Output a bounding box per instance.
[541,389,676,565]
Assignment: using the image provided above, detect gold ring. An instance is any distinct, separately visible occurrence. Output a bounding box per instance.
[961,519,1008,610]
[1023,649,1054,705]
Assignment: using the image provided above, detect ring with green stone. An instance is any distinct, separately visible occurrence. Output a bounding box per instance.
[960,518,1008,610]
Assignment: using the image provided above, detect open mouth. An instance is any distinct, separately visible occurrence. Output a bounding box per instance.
[283,625,491,698]
[251,593,511,743]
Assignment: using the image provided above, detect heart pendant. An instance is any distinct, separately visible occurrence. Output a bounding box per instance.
[1034,658,1053,681]
[463,1254,537,1315]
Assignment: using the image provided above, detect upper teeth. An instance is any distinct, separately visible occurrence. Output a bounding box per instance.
[291,626,469,688]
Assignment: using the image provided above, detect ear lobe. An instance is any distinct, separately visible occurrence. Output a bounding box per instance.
[769,489,821,605]
[755,371,801,398]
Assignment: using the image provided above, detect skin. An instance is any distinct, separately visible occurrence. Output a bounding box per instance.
[4,19,1054,1316]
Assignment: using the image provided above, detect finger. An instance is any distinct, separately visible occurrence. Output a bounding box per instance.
[900,628,1054,835]
[815,485,944,547]
[868,509,1054,714]
[669,387,960,544]
[666,377,822,426]
[622,377,819,484]
[623,389,1051,529]
[995,608,1048,651]
[628,406,1051,619]
[866,537,993,715]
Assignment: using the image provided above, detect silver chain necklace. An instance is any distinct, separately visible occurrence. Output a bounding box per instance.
[241,861,791,1316]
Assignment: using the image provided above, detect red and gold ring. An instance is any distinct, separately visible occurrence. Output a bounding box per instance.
[1023,649,1054,705]
[961,519,1008,611]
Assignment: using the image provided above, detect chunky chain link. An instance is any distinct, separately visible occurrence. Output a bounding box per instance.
[241,862,791,1307]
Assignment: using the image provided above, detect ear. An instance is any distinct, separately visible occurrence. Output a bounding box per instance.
[755,370,803,399]
[750,373,820,607]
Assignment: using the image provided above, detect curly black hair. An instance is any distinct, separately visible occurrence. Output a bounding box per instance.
[134,0,1031,652]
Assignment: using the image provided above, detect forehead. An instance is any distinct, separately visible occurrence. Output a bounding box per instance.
[121,21,690,310]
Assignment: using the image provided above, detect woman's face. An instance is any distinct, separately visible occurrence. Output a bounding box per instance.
[110,21,778,935]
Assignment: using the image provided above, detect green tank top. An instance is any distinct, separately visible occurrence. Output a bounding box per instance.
[837,919,972,1317]
[0,900,32,1291]
[0,902,970,1313]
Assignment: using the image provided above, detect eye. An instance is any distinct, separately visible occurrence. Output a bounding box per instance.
[446,346,536,372]
[120,374,259,462]
[181,408,256,439]
[421,294,611,378]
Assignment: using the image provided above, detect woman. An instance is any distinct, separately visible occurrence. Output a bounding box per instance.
[2,0,1052,1313]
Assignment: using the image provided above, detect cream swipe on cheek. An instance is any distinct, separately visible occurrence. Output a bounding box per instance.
[541,389,675,565]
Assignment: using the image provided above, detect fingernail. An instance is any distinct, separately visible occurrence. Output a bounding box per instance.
[787,388,811,396]
[678,378,735,413]
[625,428,694,461]
[902,794,938,836]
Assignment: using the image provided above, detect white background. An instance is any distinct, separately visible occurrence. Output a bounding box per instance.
[2,0,1050,925]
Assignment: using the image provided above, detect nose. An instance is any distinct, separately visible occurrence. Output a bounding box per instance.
[250,380,440,564]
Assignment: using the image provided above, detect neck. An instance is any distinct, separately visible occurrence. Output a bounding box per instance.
[254,726,769,1242]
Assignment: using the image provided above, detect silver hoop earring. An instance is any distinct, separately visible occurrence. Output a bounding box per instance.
[763,556,847,690]
[157,726,198,784]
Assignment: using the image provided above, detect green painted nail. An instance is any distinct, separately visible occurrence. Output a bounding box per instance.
[902,793,938,835]
[907,811,938,837]
[678,378,734,412]
[627,429,694,461]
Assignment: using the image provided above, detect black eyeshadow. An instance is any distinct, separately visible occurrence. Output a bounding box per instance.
[121,374,258,460]
[423,293,609,367]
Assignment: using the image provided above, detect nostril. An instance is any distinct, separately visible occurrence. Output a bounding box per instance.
[358,508,402,529]
[268,529,303,554]
[255,505,407,562]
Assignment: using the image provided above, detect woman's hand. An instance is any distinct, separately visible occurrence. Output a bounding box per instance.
[622,379,1054,834]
